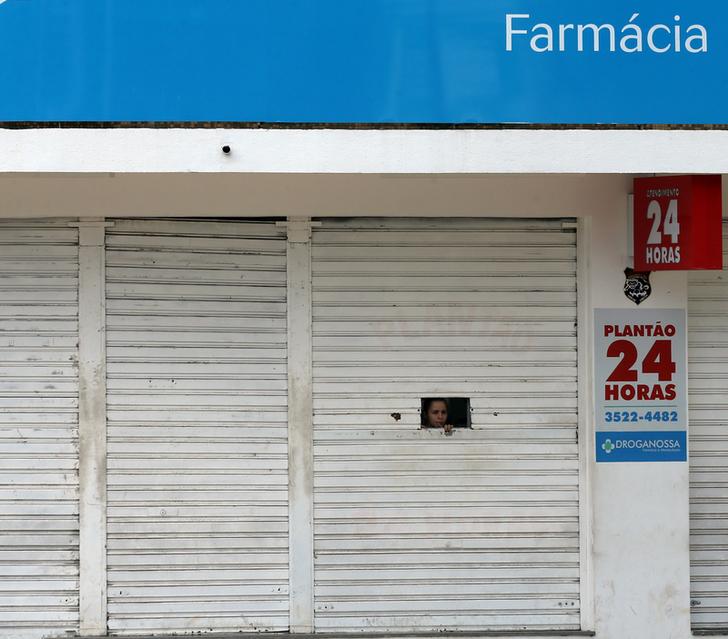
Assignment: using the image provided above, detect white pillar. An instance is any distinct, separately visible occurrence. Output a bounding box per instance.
[280,218,313,633]
[589,199,691,639]
[281,218,318,632]
[73,219,111,636]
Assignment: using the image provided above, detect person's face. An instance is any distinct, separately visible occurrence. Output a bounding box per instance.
[427,401,448,427]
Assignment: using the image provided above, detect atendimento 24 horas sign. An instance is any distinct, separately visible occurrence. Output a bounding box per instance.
[0,1,724,124]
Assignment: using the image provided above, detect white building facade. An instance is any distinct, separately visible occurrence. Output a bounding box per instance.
[1,129,727,639]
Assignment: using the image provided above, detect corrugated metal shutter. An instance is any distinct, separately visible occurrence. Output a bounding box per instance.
[105,219,289,635]
[0,220,80,636]
[312,218,580,632]
[689,221,728,631]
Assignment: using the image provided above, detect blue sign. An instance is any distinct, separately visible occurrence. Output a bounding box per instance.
[0,1,725,124]
[596,431,687,463]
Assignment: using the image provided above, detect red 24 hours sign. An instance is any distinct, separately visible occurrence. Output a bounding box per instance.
[634,175,722,271]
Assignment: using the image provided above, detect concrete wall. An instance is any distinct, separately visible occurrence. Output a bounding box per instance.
[0,170,710,638]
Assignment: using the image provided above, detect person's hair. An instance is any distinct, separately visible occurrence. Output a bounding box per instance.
[422,397,449,426]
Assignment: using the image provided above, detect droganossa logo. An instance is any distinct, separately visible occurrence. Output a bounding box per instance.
[602,439,615,454]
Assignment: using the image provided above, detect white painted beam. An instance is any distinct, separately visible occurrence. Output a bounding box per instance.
[1,128,728,174]
[73,219,111,636]
[282,218,316,632]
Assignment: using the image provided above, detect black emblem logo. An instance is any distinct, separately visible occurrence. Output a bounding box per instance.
[624,268,652,305]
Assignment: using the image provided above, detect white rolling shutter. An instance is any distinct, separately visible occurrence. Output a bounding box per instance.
[689,221,728,631]
[105,219,288,635]
[0,220,80,637]
[312,218,580,632]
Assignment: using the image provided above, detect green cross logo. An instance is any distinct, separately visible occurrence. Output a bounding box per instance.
[602,439,615,454]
